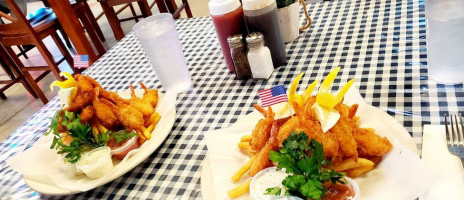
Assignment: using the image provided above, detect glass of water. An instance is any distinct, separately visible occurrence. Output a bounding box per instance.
[133,13,193,92]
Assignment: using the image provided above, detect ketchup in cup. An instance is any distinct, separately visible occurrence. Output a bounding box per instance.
[209,0,246,73]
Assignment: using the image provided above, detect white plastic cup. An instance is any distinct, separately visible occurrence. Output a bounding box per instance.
[133,13,193,93]
[426,0,464,84]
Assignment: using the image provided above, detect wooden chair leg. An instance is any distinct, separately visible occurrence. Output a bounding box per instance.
[17,45,29,59]
[33,40,64,82]
[51,31,80,75]
[128,3,139,22]
[4,46,48,104]
[100,1,125,40]
[165,0,178,15]
[58,27,74,49]
[83,1,105,42]
[184,0,193,18]
[137,0,152,17]
[0,92,6,99]
[9,61,39,99]
[0,45,39,98]
[79,12,106,56]
[154,0,168,13]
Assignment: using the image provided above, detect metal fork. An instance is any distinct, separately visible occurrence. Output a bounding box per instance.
[444,113,464,165]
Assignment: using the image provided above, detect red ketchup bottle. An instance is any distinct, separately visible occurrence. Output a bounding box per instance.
[209,0,246,73]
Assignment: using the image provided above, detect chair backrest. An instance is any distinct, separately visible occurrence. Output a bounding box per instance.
[0,0,37,46]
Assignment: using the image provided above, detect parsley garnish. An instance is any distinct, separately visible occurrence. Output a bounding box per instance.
[266,131,345,200]
[45,110,137,164]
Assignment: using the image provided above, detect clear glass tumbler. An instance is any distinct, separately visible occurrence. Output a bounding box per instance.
[133,13,193,92]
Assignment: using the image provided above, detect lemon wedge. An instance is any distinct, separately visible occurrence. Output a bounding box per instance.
[316,67,354,110]
[312,67,354,132]
[50,72,76,91]
[288,73,319,110]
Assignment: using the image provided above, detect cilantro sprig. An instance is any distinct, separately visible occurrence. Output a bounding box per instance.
[45,110,136,163]
[265,132,345,200]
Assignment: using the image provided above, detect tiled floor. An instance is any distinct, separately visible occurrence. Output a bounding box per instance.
[0,0,210,141]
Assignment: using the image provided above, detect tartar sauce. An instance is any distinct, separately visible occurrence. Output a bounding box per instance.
[77,147,113,179]
[250,167,303,200]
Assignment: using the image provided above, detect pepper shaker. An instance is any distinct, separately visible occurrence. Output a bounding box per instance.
[227,35,252,79]
[246,32,274,79]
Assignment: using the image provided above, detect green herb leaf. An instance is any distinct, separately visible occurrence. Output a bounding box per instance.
[47,110,97,163]
[265,131,345,200]
[265,187,282,196]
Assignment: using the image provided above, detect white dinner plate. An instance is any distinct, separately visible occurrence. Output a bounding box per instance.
[23,90,176,195]
[200,88,419,199]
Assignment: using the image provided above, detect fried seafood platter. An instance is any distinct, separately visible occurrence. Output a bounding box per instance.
[228,68,393,199]
[47,73,161,179]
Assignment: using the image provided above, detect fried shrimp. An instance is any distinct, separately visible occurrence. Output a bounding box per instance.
[353,128,393,157]
[249,140,275,177]
[66,75,95,112]
[330,104,358,161]
[103,96,144,131]
[80,105,94,124]
[250,105,274,152]
[139,82,158,107]
[92,88,120,129]
[129,84,154,118]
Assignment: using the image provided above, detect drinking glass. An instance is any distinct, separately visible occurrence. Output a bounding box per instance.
[133,13,193,92]
[426,0,464,84]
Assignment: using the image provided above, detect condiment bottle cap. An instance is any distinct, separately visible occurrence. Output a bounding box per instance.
[208,0,241,16]
[242,0,274,10]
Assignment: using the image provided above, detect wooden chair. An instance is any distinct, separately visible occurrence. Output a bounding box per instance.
[0,44,42,101]
[0,0,81,104]
[98,0,152,40]
[163,0,193,19]
[42,0,107,57]
[73,0,106,43]
[72,0,106,57]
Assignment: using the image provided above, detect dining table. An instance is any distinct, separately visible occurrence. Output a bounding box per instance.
[0,0,462,199]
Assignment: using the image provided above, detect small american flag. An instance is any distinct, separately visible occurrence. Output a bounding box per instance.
[73,54,89,68]
[258,85,288,107]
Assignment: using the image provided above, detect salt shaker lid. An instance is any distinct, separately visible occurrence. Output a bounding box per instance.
[246,32,264,44]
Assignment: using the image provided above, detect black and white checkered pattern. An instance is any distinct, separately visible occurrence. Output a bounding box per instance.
[0,0,461,199]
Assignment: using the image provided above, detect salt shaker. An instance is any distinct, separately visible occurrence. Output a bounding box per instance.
[227,34,252,79]
[246,32,274,79]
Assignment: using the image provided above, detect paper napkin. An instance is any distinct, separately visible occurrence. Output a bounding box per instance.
[421,125,464,200]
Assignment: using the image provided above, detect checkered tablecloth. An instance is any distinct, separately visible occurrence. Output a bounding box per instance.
[0,0,462,199]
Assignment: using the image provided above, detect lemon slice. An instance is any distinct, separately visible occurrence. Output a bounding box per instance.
[50,72,76,91]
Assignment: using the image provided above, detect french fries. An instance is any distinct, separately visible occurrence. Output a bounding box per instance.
[231,157,256,182]
[346,164,375,177]
[94,120,108,133]
[238,142,250,151]
[91,124,99,140]
[227,179,252,199]
[240,135,252,142]
[141,112,161,140]
[238,142,256,157]
[144,112,160,127]
[136,129,147,140]
[332,158,375,177]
